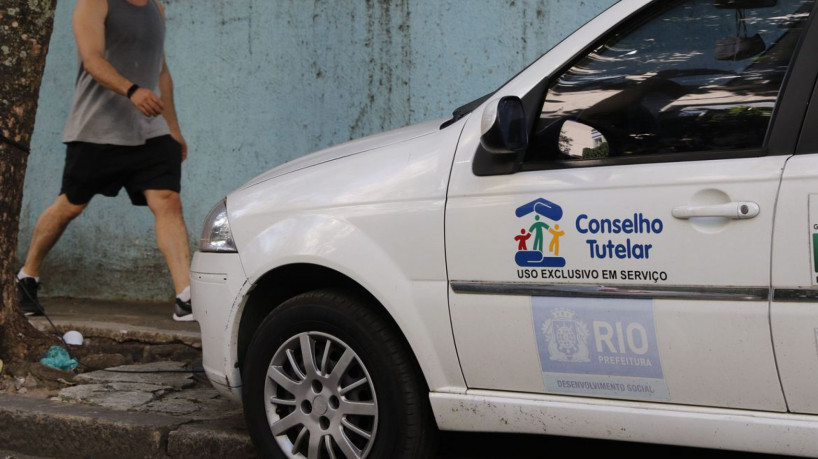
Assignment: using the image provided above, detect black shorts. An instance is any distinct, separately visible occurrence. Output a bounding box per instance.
[60,135,182,206]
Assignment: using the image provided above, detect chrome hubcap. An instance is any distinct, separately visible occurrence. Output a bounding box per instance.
[264,332,378,459]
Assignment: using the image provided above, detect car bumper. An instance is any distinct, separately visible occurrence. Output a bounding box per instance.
[191,251,248,401]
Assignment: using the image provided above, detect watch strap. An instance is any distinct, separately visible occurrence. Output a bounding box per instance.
[126,84,140,99]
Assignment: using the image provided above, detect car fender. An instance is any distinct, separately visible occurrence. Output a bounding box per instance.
[228,121,469,392]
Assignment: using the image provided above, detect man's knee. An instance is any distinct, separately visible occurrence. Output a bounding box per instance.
[53,194,87,221]
[145,190,183,216]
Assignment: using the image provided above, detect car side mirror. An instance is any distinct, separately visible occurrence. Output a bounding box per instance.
[480,96,529,154]
[559,120,610,159]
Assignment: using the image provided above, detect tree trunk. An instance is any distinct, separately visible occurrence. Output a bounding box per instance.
[0,0,60,364]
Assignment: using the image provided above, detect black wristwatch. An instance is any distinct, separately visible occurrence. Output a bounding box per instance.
[126,84,140,99]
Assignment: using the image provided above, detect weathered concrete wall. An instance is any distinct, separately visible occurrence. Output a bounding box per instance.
[18,0,616,301]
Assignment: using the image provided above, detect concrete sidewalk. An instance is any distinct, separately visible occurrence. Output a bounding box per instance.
[0,297,258,459]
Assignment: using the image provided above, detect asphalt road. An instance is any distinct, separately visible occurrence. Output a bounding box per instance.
[0,434,790,459]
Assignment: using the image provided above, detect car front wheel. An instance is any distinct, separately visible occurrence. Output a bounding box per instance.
[242,289,436,459]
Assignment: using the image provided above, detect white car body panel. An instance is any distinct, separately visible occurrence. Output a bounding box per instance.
[190,251,248,398]
[447,115,788,409]
[240,119,447,189]
[430,391,818,457]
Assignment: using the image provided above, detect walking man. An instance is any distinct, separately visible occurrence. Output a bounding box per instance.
[16,0,193,321]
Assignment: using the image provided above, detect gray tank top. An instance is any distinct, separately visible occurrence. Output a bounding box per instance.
[62,0,170,145]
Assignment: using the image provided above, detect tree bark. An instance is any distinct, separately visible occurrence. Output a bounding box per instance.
[0,0,60,364]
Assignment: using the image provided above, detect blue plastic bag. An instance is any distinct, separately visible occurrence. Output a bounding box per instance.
[40,345,78,371]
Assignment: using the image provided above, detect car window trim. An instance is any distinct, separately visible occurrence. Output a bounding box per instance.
[796,79,818,154]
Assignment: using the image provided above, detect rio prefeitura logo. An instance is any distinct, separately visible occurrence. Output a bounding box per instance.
[514,198,566,267]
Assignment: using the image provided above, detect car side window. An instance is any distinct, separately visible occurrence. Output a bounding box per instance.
[529,0,815,164]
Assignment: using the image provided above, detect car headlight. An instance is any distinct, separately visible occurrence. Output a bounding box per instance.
[199,198,237,253]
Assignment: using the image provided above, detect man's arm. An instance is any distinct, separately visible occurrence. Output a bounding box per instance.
[154,0,187,160]
[159,58,187,160]
[73,0,164,117]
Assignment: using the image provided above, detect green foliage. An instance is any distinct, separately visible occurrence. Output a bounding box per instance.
[582,141,609,159]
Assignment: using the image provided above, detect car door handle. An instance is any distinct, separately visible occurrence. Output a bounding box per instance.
[671,202,760,220]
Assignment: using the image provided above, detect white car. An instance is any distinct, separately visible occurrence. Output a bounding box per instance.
[191,0,818,457]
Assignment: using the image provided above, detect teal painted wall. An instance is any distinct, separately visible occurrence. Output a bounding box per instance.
[19,0,616,301]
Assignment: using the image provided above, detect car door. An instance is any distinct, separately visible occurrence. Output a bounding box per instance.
[446,0,816,411]
[771,31,818,414]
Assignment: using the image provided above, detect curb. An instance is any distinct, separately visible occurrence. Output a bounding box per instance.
[168,419,259,459]
[30,320,202,348]
[0,393,258,458]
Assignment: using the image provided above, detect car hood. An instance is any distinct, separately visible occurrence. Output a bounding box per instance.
[241,118,448,189]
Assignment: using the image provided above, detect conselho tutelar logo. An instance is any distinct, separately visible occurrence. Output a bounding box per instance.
[514,198,566,268]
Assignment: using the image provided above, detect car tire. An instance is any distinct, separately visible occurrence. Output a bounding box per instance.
[242,288,438,459]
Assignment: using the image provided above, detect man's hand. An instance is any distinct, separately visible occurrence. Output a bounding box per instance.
[129,88,165,117]
[170,130,188,161]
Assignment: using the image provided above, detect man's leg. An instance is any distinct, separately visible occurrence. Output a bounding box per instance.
[22,194,88,276]
[144,189,193,321]
[144,189,190,294]
[18,194,87,315]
